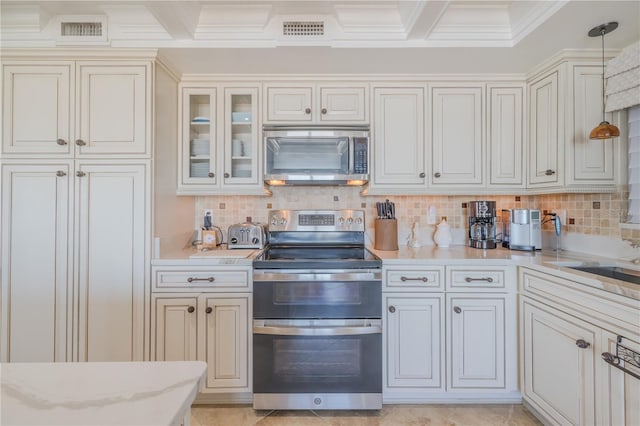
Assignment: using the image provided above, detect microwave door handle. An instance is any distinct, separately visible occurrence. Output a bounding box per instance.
[253,324,382,336]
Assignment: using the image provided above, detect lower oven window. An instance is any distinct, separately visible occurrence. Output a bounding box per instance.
[254,333,381,393]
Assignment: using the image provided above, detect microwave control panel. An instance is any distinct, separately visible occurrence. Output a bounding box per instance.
[353,138,368,174]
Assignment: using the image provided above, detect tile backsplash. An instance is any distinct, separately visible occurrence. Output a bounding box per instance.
[194,186,639,249]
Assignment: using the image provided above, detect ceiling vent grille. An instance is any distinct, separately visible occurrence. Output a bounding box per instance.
[282,21,324,37]
[61,22,103,37]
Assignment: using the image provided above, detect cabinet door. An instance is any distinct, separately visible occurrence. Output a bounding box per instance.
[265,86,313,122]
[76,162,149,362]
[200,294,250,391]
[2,64,73,156]
[528,71,563,186]
[567,65,617,186]
[522,298,597,425]
[371,87,426,189]
[599,332,640,426]
[431,86,483,186]
[319,85,368,122]
[152,296,198,362]
[224,87,260,185]
[76,63,150,156]
[1,162,72,362]
[447,296,505,389]
[488,86,524,187]
[385,295,443,390]
[179,88,218,189]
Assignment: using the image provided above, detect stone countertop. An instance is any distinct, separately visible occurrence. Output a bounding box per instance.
[0,361,207,426]
[372,245,640,301]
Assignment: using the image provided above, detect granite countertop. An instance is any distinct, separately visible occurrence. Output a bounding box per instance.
[0,361,207,426]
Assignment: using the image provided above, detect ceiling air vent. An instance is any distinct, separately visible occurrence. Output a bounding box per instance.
[54,15,108,45]
[282,21,325,37]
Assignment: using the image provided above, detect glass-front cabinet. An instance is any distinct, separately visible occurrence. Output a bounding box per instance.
[178,84,263,195]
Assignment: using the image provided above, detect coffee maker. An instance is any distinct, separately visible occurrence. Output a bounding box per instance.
[468,201,497,249]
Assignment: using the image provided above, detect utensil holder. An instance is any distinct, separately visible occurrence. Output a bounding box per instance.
[374,219,399,251]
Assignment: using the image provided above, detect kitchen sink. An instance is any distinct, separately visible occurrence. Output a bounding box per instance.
[565,265,640,285]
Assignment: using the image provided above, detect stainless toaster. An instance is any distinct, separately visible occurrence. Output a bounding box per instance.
[227,223,267,249]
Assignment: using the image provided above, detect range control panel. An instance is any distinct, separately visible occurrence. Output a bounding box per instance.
[268,210,365,232]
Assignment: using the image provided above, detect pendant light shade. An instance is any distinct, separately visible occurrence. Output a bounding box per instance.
[588,22,620,140]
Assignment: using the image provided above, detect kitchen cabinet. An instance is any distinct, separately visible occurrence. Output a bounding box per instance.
[177,84,264,195]
[369,85,427,193]
[488,85,525,188]
[263,83,368,123]
[519,266,640,425]
[151,266,252,395]
[528,68,564,188]
[1,160,150,363]
[430,85,484,187]
[2,61,152,158]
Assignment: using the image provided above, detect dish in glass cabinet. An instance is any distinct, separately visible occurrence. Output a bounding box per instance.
[192,116,210,123]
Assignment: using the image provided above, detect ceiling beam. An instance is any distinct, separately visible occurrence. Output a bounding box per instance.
[405,0,450,40]
[146,1,202,40]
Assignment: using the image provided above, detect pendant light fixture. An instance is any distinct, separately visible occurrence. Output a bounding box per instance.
[588,21,620,140]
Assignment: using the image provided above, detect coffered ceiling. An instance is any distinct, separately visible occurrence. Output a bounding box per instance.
[1,1,639,74]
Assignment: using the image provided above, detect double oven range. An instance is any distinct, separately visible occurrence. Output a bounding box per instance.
[252,210,382,410]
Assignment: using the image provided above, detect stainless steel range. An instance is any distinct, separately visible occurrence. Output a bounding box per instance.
[252,209,382,410]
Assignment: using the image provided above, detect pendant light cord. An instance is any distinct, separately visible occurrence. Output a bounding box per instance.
[601,28,606,122]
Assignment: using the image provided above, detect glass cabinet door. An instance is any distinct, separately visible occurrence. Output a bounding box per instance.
[224,88,259,184]
[181,88,216,184]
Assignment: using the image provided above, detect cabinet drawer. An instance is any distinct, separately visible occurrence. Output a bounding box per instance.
[447,267,507,291]
[153,267,250,292]
[384,267,444,291]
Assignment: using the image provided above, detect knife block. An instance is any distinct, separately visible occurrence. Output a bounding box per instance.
[374,219,399,251]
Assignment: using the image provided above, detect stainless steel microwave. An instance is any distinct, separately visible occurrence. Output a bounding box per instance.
[263,126,370,186]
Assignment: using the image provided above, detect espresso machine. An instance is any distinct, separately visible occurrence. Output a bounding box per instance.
[468,201,497,249]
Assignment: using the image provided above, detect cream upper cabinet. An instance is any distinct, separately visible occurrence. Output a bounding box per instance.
[75,161,149,362]
[2,63,73,156]
[370,86,426,193]
[488,85,525,188]
[264,83,368,124]
[566,65,621,188]
[528,68,564,188]
[1,161,73,362]
[2,61,152,158]
[430,85,484,187]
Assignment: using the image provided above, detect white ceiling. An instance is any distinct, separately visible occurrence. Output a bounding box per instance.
[1,1,639,75]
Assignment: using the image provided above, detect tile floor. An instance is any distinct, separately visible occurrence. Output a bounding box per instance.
[191,404,542,425]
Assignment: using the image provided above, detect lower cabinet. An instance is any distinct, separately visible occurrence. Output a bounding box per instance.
[151,266,252,396]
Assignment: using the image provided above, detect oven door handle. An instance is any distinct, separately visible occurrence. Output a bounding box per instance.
[253,324,382,336]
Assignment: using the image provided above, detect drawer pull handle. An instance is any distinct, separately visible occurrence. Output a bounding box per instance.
[464,277,493,283]
[187,277,215,283]
[187,306,195,313]
[388,306,396,313]
[576,339,591,349]
[400,276,429,282]
[453,306,462,314]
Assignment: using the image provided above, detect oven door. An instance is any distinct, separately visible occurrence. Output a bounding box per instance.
[253,319,382,409]
[253,270,381,319]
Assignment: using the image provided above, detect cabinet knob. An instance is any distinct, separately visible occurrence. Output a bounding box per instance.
[434,172,441,178]
[75,139,86,146]
[575,339,591,349]
[208,172,215,178]
[224,172,230,178]
[388,306,396,313]
[76,171,86,177]
[419,172,426,178]
[187,306,195,313]
[305,108,311,114]
[453,306,462,314]
[206,307,213,314]
[321,108,327,114]
[56,170,67,177]
[56,138,67,146]
[545,169,556,176]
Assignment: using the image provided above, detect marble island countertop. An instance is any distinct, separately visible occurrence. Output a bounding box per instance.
[0,361,207,426]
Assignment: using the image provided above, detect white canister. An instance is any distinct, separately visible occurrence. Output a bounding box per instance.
[434,217,452,247]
